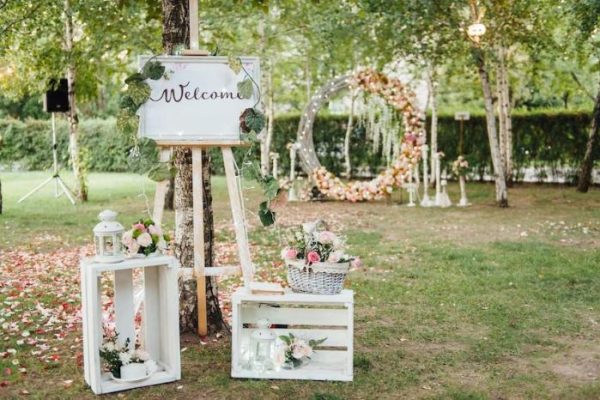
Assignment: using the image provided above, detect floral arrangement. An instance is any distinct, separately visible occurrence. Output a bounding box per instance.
[276,333,326,368]
[99,334,151,378]
[122,218,170,256]
[281,222,361,267]
[452,155,470,177]
[311,69,425,202]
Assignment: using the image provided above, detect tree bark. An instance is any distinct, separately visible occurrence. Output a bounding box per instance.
[162,0,224,334]
[343,91,356,178]
[264,59,275,177]
[427,68,438,186]
[497,46,513,185]
[0,178,2,214]
[165,175,175,210]
[577,82,600,192]
[64,0,87,202]
[474,49,508,207]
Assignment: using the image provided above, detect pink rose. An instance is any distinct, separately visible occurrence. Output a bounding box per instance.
[350,257,363,269]
[318,231,337,244]
[137,232,153,247]
[306,251,321,264]
[133,223,146,232]
[281,247,298,260]
[148,224,162,236]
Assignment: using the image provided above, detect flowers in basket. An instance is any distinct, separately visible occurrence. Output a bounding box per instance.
[122,218,170,257]
[276,333,326,369]
[99,333,157,380]
[452,155,470,177]
[281,222,360,268]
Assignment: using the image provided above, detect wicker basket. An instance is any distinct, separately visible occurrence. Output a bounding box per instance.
[286,259,350,295]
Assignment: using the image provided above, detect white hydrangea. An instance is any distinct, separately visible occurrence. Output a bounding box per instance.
[118,351,132,365]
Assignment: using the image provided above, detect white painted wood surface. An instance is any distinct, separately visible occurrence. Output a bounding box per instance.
[231,288,354,381]
[81,256,181,394]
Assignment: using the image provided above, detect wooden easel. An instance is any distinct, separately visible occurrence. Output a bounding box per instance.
[151,0,254,336]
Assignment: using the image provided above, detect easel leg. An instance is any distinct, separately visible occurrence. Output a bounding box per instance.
[192,148,207,336]
[222,147,254,286]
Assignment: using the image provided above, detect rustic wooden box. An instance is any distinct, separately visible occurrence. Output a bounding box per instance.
[231,288,353,381]
[81,255,181,394]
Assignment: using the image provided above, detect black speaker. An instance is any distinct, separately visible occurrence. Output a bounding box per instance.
[43,79,70,113]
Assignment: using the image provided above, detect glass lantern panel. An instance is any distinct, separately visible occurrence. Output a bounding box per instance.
[114,233,123,254]
[103,236,114,256]
[95,236,102,255]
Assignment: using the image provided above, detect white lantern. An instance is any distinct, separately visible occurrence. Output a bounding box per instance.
[93,210,125,263]
[250,319,275,372]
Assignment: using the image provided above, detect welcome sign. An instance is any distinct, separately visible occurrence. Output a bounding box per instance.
[138,55,260,144]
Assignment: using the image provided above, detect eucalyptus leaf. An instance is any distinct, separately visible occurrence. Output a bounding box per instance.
[237,78,254,99]
[258,201,276,226]
[142,60,165,80]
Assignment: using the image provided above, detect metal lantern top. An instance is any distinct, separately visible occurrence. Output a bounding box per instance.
[93,210,124,235]
[251,319,275,342]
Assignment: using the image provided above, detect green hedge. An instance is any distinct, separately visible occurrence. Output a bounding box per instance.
[0,111,597,180]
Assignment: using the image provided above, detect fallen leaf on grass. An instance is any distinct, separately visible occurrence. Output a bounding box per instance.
[63,379,73,388]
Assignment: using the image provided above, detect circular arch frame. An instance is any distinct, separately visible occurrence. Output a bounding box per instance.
[296,69,426,202]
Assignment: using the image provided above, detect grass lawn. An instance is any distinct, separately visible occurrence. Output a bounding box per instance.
[1,171,600,399]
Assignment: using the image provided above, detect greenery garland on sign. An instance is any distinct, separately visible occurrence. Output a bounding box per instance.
[117,56,277,226]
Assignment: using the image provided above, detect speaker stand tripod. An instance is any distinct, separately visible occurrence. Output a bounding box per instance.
[18,113,76,205]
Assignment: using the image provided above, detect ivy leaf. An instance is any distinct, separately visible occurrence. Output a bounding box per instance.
[142,60,165,80]
[227,56,242,74]
[278,335,291,345]
[127,81,151,106]
[119,95,140,113]
[244,108,265,133]
[147,162,176,182]
[116,110,138,137]
[125,72,145,84]
[237,78,254,99]
[258,201,276,227]
[241,130,259,144]
[261,175,280,200]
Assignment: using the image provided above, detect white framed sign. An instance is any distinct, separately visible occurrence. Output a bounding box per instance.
[138,55,260,144]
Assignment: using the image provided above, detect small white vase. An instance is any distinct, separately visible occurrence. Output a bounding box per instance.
[120,363,147,381]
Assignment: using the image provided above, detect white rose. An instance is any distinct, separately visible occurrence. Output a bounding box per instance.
[103,342,115,352]
[122,230,134,247]
[118,351,132,365]
[134,349,149,361]
[127,241,140,255]
[137,232,153,247]
[327,250,344,263]
[157,238,167,251]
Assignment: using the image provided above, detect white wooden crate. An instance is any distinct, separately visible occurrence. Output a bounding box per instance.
[231,288,353,381]
[81,255,181,394]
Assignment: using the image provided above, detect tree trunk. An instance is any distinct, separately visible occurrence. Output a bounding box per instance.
[0,179,2,214]
[165,175,175,210]
[64,0,87,202]
[343,91,356,178]
[577,82,600,192]
[427,68,438,186]
[497,46,513,185]
[474,49,508,207]
[163,0,224,334]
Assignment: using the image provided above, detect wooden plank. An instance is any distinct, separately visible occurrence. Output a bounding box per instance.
[152,148,171,226]
[86,270,103,393]
[203,265,240,276]
[80,263,91,388]
[154,140,249,147]
[222,147,254,286]
[143,267,161,361]
[160,264,181,379]
[233,287,354,305]
[189,0,199,50]
[243,328,348,347]
[181,49,210,56]
[240,305,350,327]
[113,269,136,349]
[346,302,354,376]
[191,147,207,336]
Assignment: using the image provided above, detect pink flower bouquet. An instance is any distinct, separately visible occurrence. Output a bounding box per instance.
[122,218,170,257]
[281,223,357,266]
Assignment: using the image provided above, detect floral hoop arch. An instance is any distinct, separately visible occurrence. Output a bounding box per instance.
[296,69,425,202]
